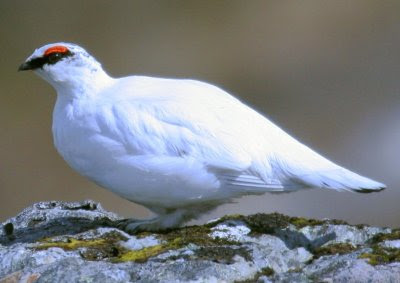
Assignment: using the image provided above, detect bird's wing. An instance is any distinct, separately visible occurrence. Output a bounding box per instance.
[103,76,292,191]
[104,76,385,192]
[109,94,252,172]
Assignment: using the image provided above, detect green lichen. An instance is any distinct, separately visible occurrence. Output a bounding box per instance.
[32,212,357,264]
[116,223,250,263]
[34,223,250,264]
[37,237,107,250]
[290,217,347,229]
[260,267,275,276]
[115,238,182,263]
[369,229,400,244]
[210,213,292,234]
[358,229,400,265]
[195,246,252,264]
[160,224,238,246]
[35,230,175,263]
[235,267,275,283]
[313,243,357,259]
[210,213,341,234]
[35,231,128,261]
[289,217,325,229]
[156,224,251,263]
[359,244,400,266]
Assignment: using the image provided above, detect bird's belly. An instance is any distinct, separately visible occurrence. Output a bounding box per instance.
[82,155,226,209]
[54,129,225,208]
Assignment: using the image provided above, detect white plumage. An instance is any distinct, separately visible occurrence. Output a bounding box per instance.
[19,43,385,231]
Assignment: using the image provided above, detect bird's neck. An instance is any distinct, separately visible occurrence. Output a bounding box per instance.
[39,64,115,100]
[57,68,114,99]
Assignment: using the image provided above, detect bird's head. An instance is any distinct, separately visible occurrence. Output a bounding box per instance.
[19,43,111,94]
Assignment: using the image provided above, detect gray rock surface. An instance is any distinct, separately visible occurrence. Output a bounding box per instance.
[1,200,399,283]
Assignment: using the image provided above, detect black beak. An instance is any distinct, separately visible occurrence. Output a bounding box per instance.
[18,61,34,71]
[18,56,47,71]
[19,50,73,72]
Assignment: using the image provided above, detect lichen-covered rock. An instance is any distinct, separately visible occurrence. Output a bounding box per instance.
[1,201,399,282]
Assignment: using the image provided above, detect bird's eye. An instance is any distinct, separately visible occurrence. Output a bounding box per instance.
[48,52,62,64]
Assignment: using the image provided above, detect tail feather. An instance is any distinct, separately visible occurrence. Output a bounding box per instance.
[295,168,386,193]
[272,140,386,193]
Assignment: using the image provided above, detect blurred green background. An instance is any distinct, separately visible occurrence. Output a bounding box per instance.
[1,1,399,227]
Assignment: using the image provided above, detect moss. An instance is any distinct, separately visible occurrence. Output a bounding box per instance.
[359,244,400,266]
[35,231,129,261]
[37,237,106,250]
[156,224,251,263]
[209,213,291,235]
[116,223,251,263]
[360,229,400,265]
[36,231,182,263]
[313,243,357,258]
[32,212,356,264]
[34,223,250,263]
[289,217,347,229]
[195,246,252,264]
[369,229,400,244]
[245,213,293,233]
[355,224,368,229]
[289,217,325,229]
[159,224,239,247]
[260,267,275,276]
[115,238,182,263]
[235,267,275,283]
[359,229,400,265]
[211,213,339,235]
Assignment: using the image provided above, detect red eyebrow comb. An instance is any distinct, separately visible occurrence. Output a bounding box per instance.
[43,45,69,56]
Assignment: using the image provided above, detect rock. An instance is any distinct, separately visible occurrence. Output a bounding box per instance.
[1,201,399,283]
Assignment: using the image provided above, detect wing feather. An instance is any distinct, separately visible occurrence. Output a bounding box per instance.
[103,76,385,193]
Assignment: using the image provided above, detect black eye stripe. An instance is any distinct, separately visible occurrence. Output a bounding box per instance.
[26,50,73,70]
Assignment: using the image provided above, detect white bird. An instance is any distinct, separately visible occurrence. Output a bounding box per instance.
[19,43,385,231]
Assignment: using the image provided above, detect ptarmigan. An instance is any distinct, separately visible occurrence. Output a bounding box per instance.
[19,43,385,231]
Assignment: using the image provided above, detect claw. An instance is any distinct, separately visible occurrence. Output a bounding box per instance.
[115,218,163,234]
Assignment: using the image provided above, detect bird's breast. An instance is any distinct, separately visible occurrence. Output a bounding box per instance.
[52,101,126,176]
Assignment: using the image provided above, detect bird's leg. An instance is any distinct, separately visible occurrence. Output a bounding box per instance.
[116,218,162,233]
[117,209,187,234]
